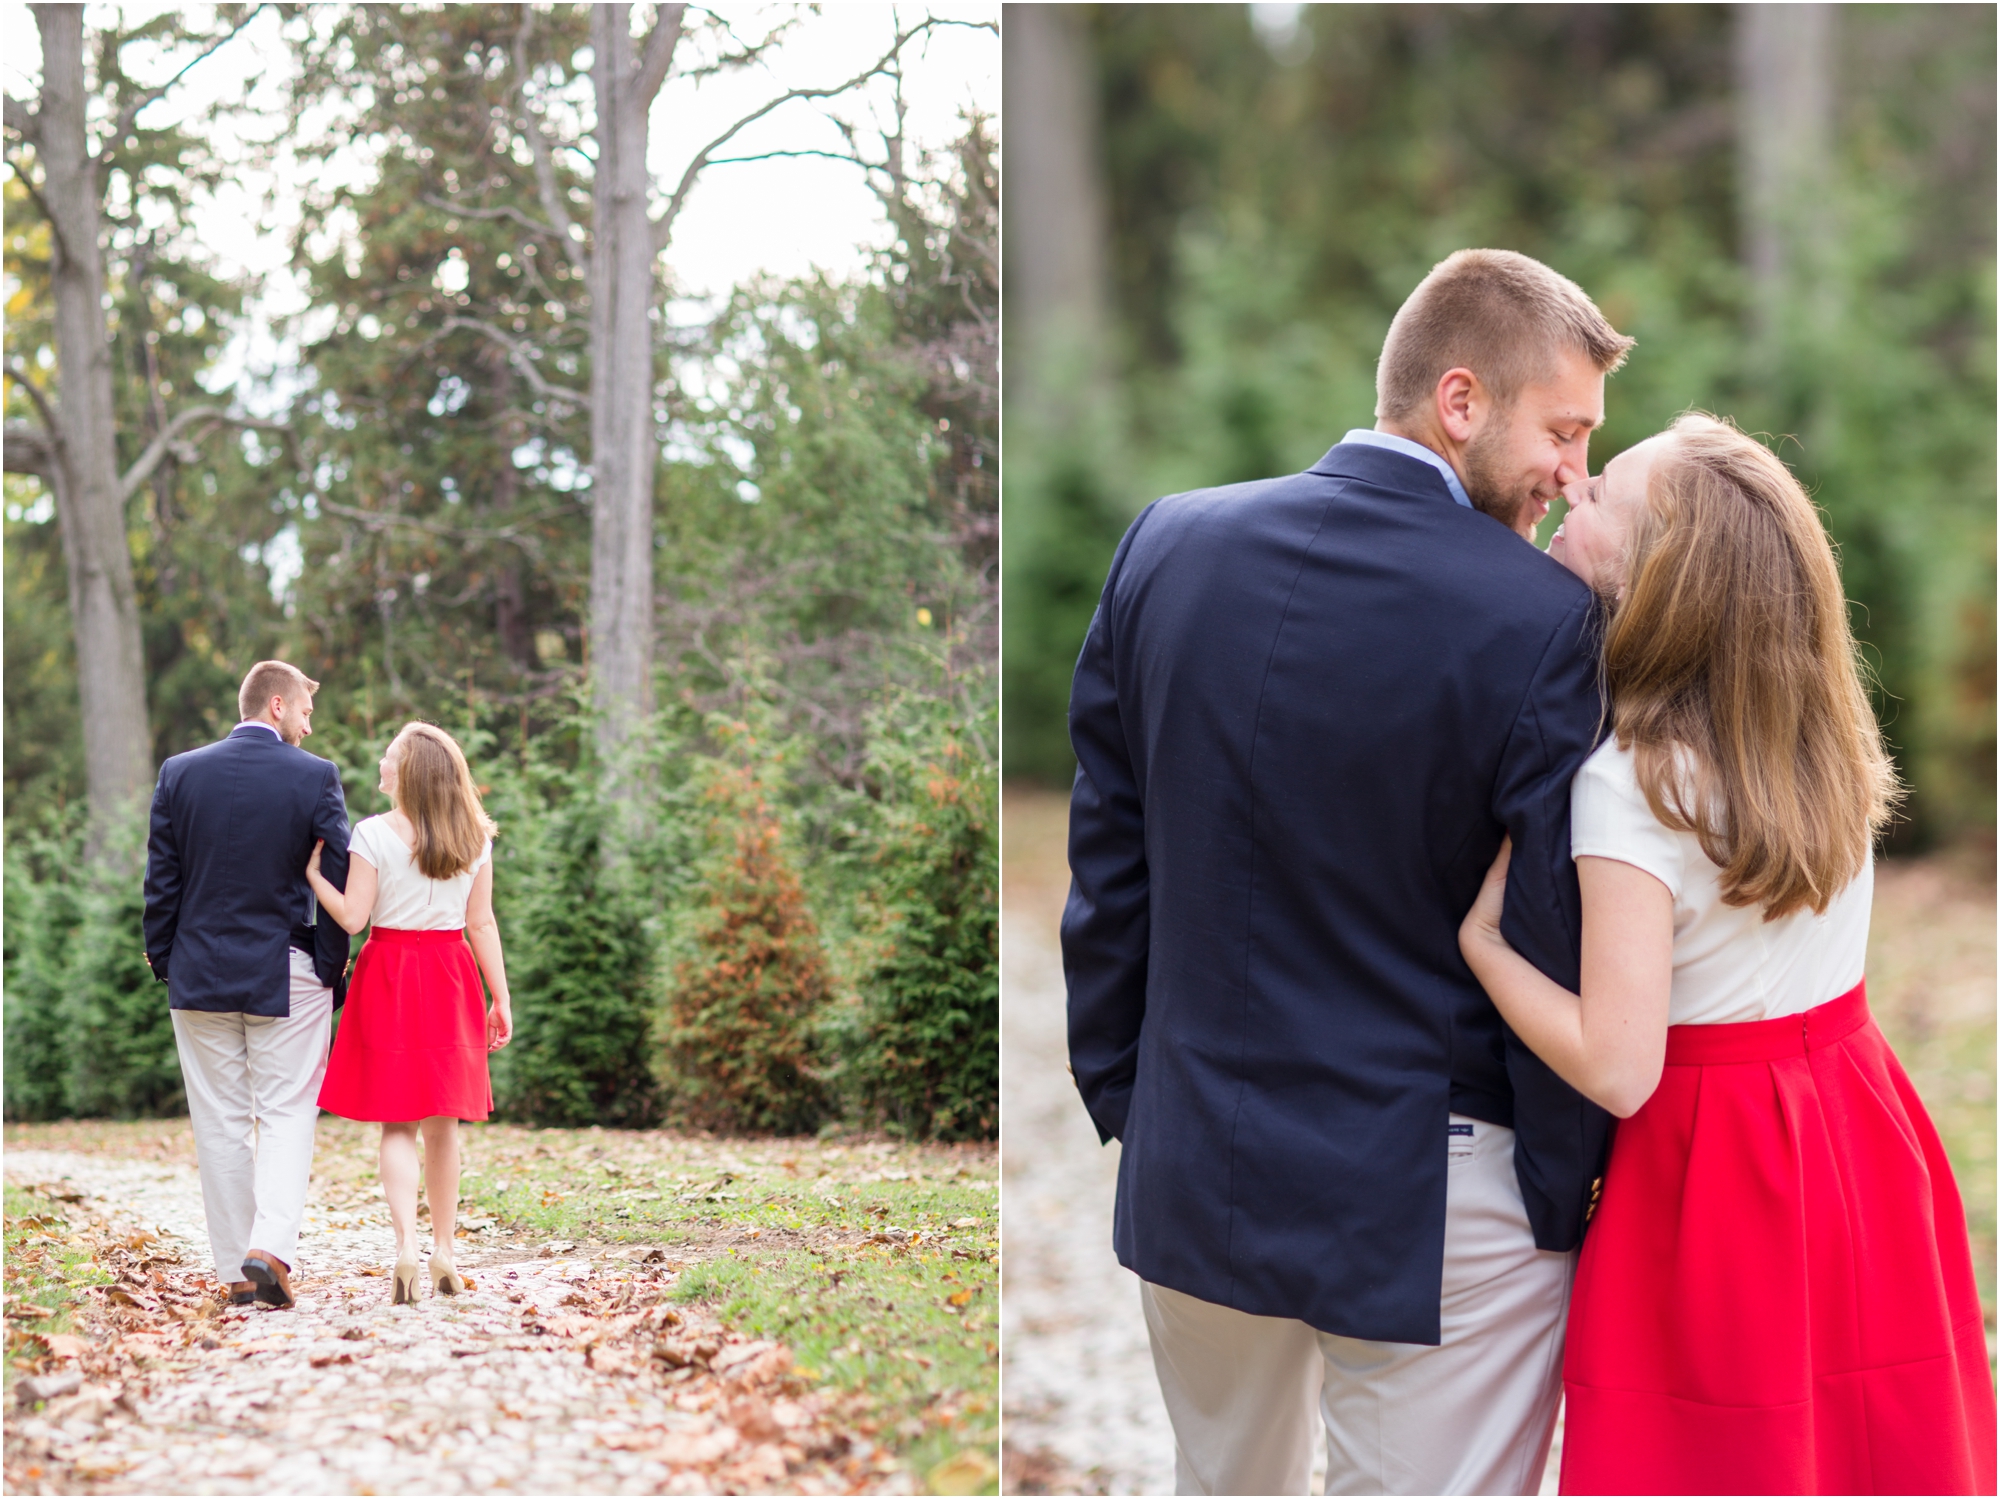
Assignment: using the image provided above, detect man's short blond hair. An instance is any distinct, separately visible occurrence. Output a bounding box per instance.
[238,661,319,722]
[1374,249,1635,423]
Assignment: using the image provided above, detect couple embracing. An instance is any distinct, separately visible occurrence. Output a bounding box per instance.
[1064,251,1994,1495]
[143,661,513,1311]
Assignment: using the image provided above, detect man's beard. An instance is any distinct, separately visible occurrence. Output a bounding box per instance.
[1462,424,1543,534]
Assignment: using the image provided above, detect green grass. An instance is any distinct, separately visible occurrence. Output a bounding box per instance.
[442,1128,1000,1488]
[460,1152,997,1243]
[668,1240,997,1479]
[3,1185,112,1392]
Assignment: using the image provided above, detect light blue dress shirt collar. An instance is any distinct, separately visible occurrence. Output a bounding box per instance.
[235,720,281,737]
[1341,428,1472,510]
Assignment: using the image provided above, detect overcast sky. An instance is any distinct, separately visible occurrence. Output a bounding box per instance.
[2,3,998,398]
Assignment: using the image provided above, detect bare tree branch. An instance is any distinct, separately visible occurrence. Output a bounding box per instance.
[99,4,268,167]
[4,423,56,478]
[683,6,795,78]
[118,405,293,501]
[316,497,557,554]
[439,316,590,410]
[5,358,62,437]
[3,152,66,256]
[636,4,688,106]
[421,193,562,242]
[3,94,38,143]
[5,361,64,490]
[511,8,588,279]
[705,146,861,169]
[649,18,939,255]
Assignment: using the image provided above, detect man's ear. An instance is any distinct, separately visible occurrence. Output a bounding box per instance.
[1435,367,1480,445]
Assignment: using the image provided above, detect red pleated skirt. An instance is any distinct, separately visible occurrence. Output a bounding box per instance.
[317,927,493,1123]
[1560,980,1996,1495]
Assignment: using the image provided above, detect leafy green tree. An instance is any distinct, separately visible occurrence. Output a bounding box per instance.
[284,3,595,748]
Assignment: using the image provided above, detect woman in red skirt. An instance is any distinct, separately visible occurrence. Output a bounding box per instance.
[1460,413,1994,1496]
[307,722,513,1304]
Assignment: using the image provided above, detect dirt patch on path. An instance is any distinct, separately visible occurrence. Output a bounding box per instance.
[3,1134,953,1494]
[999,788,1174,1495]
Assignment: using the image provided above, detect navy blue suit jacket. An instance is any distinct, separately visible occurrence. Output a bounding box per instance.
[143,725,353,1015]
[1063,441,1612,1346]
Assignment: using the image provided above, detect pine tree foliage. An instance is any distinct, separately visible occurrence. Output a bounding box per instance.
[485,756,661,1130]
[847,694,997,1141]
[2,810,181,1120]
[662,720,832,1135]
[2,819,84,1121]
[65,824,184,1119]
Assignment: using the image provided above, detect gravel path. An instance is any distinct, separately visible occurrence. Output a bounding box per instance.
[5,1148,886,1494]
[999,793,1174,1495]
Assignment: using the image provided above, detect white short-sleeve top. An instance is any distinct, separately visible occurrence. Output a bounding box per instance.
[349,814,492,931]
[1569,738,1871,1027]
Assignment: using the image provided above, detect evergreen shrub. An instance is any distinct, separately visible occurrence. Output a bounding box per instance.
[845,695,998,1140]
[662,719,832,1134]
[486,760,663,1130]
[67,819,184,1118]
[3,818,83,1121]
[2,807,182,1120]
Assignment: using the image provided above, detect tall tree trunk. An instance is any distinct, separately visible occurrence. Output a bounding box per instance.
[479,344,536,671]
[34,4,153,823]
[1736,4,1836,363]
[1001,5,1111,417]
[587,3,676,769]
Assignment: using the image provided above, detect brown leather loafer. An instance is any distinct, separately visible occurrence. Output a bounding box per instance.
[227,1280,257,1306]
[241,1250,294,1309]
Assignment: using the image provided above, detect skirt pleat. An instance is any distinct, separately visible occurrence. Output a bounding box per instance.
[1560,981,1995,1496]
[317,927,493,1123]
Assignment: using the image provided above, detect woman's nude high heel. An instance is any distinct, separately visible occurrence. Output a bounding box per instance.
[391,1248,422,1305]
[430,1251,465,1296]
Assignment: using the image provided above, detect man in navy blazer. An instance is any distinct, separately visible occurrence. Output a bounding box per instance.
[145,660,351,1310]
[1065,251,1635,1494]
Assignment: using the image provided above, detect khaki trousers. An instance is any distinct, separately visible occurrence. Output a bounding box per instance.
[171,951,333,1278]
[1141,1115,1572,1496]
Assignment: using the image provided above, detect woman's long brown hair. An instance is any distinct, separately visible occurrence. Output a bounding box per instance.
[1604,413,1902,919]
[388,723,497,881]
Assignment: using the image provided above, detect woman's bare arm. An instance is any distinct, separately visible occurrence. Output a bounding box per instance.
[1458,840,1674,1118]
[464,860,512,1051]
[307,842,376,936]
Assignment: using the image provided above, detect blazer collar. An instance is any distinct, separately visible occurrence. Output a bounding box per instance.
[228,722,285,744]
[1309,440,1462,509]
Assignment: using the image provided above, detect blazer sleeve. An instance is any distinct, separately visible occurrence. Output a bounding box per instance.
[310,762,353,1000]
[142,769,180,984]
[1062,505,1157,1145]
[1491,589,1614,1251]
